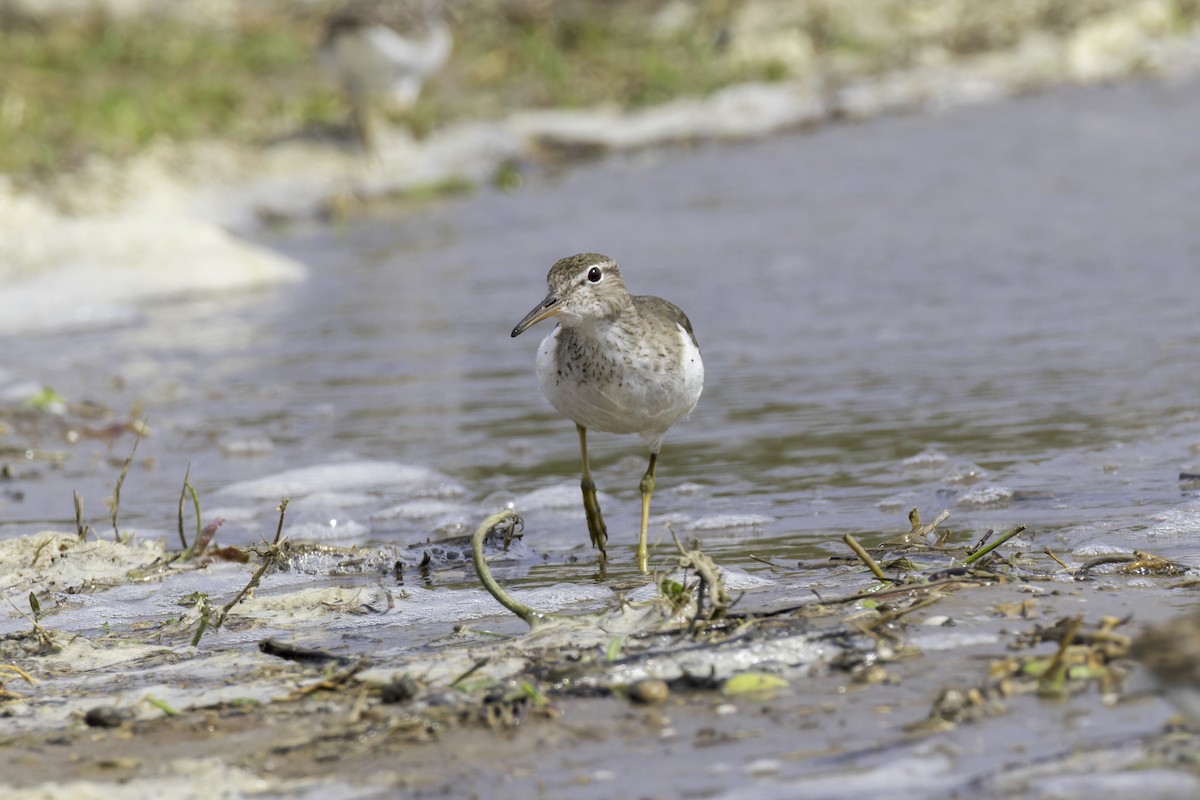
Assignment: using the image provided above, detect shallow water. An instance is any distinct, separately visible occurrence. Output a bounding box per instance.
[4,76,1197,583]
[4,74,1200,799]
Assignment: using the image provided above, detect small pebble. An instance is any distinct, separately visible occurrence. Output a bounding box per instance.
[853,664,889,685]
[84,706,127,728]
[628,678,670,705]
[380,675,419,704]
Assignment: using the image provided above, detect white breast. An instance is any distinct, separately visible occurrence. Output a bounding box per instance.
[534,323,704,452]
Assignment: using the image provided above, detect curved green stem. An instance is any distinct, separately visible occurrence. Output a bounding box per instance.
[471,509,553,627]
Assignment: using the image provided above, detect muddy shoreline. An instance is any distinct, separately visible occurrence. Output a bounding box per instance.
[2,499,1197,798]
[5,4,1200,798]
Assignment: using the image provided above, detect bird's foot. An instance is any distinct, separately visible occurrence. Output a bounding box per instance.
[581,479,608,560]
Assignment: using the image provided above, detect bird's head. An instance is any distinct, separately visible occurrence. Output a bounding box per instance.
[511,253,629,337]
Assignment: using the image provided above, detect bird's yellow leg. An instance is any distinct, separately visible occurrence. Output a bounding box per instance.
[577,424,608,561]
[637,451,658,573]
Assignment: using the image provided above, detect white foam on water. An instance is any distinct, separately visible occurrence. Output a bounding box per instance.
[286,518,371,542]
[651,511,692,527]
[194,504,261,526]
[1074,542,1130,557]
[687,514,775,531]
[876,493,916,513]
[218,434,275,457]
[0,182,304,337]
[957,485,1014,508]
[901,448,950,469]
[1145,503,1200,537]
[372,498,469,522]
[217,460,463,501]
[515,482,611,512]
[240,582,614,629]
[293,490,378,509]
[945,461,988,485]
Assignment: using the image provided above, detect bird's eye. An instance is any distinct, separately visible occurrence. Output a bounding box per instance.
[587,267,602,283]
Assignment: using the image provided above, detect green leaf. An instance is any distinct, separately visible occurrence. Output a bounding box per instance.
[518,681,547,707]
[606,636,623,662]
[26,387,65,411]
[144,695,178,715]
[660,578,686,599]
[722,672,788,696]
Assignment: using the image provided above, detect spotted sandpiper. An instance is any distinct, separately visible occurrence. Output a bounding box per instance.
[511,253,704,572]
[319,0,452,149]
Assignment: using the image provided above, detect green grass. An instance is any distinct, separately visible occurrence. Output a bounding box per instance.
[1,0,1197,178]
[0,3,775,177]
[0,13,336,175]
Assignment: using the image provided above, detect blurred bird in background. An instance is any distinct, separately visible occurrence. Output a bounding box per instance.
[319,0,452,150]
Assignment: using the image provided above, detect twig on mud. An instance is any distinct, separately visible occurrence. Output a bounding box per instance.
[451,625,510,638]
[195,498,290,645]
[73,490,89,541]
[843,533,894,583]
[907,508,951,542]
[1075,550,1186,576]
[29,537,53,567]
[1,664,36,683]
[961,524,1026,566]
[450,658,491,688]
[260,638,352,667]
[1037,615,1083,696]
[1077,553,1138,572]
[219,498,289,618]
[0,663,37,700]
[108,418,147,541]
[860,594,944,632]
[289,659,371,698]
[177,465,221,560]
[177,463,196,550]
[471,509,552,626]
[1043,546,1071,572]
[966,528,994,556]
[4,594,56,648]
[268,497,289,546]
[757,574,990,620]
[670,528,735,628]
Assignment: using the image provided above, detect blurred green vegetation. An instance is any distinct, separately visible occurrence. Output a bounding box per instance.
[0,2,769,176]
[0,12,339,174]
[1,0,1197,178]
[454,9,766,112]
